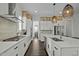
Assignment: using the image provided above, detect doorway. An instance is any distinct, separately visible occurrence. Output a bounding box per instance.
[33,21,39,38]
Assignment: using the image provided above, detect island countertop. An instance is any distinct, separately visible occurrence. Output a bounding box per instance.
[43,35,79,48]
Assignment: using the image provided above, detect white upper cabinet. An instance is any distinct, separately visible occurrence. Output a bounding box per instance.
[15,4,22,18]
[39,21,52,30]
[0,3,22,18]
[61,48,78,56]
[0,3,8,15]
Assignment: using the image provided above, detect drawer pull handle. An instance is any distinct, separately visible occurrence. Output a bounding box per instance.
[54,47,58,50]
[24,43,26,47]
[48,44,49,48]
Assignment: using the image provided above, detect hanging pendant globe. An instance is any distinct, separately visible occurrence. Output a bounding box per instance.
[63,4,74,18]
[52,16,57,23]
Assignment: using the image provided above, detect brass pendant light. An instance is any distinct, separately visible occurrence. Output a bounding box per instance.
[63,4,74,18]
[52,16,57,23]
[52,3,57,23]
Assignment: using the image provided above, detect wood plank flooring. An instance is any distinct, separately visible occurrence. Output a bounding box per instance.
[25,38,48,56]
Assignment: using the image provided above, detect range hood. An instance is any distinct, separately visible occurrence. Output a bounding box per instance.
[0,3,22,22]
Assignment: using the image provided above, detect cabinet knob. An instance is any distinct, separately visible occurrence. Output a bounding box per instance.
[14,46,18,49]
[16,54,18,56]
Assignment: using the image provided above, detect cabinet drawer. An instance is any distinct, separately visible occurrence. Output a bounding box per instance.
[53,45,60,56]
[61,48,77,56]
[1,45,18,56]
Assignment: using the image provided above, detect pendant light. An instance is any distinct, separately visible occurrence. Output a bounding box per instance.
[52,3,57,23]
[52,16,57,22]
[62,4,74,18]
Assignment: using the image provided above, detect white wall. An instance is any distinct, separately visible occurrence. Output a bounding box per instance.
[72,14,79,37]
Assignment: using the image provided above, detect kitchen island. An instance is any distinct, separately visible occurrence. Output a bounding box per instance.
[44,35,79,56]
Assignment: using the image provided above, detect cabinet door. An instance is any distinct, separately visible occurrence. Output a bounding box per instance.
[39,21,44,30]
[24,36,31,53]
[61,48,77,56]
[0,3,8,15]
[48,38,52,56]
[23,38,28,53]
[46,38,52,56]
[18,40,25,56]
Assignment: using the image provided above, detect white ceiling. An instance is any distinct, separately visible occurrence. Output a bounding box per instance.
[19,3,53,16]
[18,3,79,20]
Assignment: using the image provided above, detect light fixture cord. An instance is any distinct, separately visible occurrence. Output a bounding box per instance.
[53,3,56,16]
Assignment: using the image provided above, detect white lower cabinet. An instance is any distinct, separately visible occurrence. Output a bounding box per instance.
[52,44,61,56]
[51,40,78,56]
[1,36,32,56]
[44,37,79,56]
[18,40,25,56]
[61,48,78,56]
[23,42,27,54]
[46,38,52,56]
[18,37,31,56]
[51,44,78,56]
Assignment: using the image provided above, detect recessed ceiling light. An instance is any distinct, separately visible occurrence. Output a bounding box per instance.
[59,11,62,14]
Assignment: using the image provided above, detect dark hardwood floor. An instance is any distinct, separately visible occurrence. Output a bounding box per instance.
[25,38,48,56]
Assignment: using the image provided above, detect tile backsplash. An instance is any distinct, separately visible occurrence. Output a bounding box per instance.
[0,17,18,40]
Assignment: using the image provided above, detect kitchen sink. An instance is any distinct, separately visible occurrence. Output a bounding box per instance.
[50,37,63,41]
[2,36,25,41]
